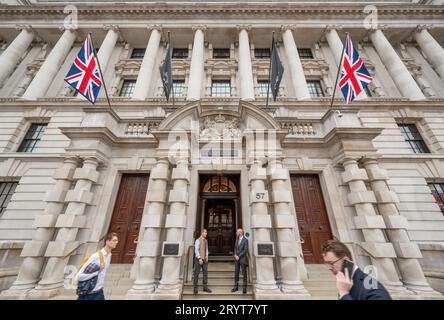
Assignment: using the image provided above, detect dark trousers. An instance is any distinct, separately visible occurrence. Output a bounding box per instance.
[234,260,248,289]
[193,258,209,289]
[77,289,105,300]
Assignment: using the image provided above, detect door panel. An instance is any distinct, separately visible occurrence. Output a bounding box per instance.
[291,174,333,264]
[204,199,235,255]
[108,174,149,263]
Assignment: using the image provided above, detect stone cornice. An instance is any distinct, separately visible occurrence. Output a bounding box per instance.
[1,3,444,20]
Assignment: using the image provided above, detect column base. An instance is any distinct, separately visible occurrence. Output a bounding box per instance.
[26,288,61,300]
[0,288,31,300]
[126,284,157,300]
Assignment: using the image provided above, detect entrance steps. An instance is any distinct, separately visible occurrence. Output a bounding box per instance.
[182,256,253,300]
[303,264,338,300]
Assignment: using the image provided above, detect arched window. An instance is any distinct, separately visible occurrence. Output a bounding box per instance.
[202,175,237,193]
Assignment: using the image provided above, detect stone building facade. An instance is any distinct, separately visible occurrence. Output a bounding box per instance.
[0,0,443,299]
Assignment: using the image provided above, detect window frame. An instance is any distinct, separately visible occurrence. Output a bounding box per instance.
[130,48,146,59]
[17,123,48,153]
[172,48,189,59]
[297,48,314,59]
[306,80,325,98]
[172,80,185,97]
[254,48,271,59]
[119,79,137,97]
[213,48,231,59]
[0,181,18,218]
[257,80,270,97]
[398,123,431,154]
[211,80,231,97]
[429,183,444,214]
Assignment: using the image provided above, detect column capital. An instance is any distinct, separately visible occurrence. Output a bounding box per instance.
[149,24,162,32]
[103,24,120,32]
[415,24,434,33]
[360,156,380,166]
[280,25,296,32]
[236,24,252,33]
[342,157,360,167]
[81,156,100,167]
[63,156,81,166]
[192,25,207,33]
[58,25,78,33]
[367,24,388,34]
[15,24,33,32]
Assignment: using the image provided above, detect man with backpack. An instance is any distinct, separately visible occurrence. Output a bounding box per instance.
[75,232,118,300]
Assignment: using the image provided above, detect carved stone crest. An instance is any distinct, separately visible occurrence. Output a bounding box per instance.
[200,114,241,139]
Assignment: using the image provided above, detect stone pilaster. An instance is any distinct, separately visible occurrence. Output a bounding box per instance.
[155,158,190,298]
[413,25,444,81]
[268,158,310,298]
[186,25,206,101]
[126,159,170,299]
[248,159,280,298]
[27,157,100,299]
[0,25,35,88]
[362,158,442,298]
[237,25,255,101]
[22,28,77,100]
[132,25,162,100]
[0,157,79,299]
[97,25,121,72]
[342,158,411,298]
[369,27,425,101]
[281,25,310,100]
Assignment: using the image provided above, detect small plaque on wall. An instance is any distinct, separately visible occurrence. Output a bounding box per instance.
[162,242,180,256]
[256,243,274,257]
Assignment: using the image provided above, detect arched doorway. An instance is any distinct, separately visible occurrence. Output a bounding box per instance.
[198,174,241,256]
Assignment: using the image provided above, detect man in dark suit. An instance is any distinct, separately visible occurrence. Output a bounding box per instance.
[321,240,392,300]
[232,228,248,294]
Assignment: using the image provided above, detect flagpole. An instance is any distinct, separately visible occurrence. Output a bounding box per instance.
[168,31,175,109]
[265,31,274,110]
[329,32,348,115]
[89,32,113,110]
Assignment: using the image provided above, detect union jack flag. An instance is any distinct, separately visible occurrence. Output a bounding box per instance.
[64,34,102,104]
[339,34,373,104]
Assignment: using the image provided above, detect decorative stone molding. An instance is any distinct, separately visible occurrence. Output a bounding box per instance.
[191,25,207,33]
[200,114,241,140]
[236,24,252,32]
[149,24,162,32]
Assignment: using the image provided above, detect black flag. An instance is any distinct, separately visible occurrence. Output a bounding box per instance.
[270,34,284,101]
[160,45,173,101]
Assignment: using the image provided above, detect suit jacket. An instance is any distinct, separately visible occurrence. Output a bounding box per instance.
[234,236,249,266]
[340,268,392,300]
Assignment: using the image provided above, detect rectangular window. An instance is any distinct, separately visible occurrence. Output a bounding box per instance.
[298,48,314,59]
[257,80,270,97]
[211,80,231,97]
[429,183,444,214]
[0,182,17,217]
[119,80,136,97]
[17,123,48,152]
[307,80,324,98]
[173,80,185,96]
[213,48,230,59]
[398,124,430,154]
[172,48,188,59]
[255,48,271,59]
[130,48,145,59]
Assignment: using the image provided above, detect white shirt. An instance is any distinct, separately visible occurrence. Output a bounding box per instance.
[76,248,111,292]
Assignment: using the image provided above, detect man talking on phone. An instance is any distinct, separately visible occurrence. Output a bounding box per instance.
[321,240,392,300]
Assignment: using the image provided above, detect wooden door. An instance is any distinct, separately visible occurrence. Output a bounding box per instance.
[204,199,235,255]
[290,174,333,264]
[108,174,149,263]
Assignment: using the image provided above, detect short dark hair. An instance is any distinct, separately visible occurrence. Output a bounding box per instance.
[105,232,118,243]
[321,240,351,259]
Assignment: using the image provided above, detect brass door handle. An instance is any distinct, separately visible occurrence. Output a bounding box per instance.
[134,237,139,244]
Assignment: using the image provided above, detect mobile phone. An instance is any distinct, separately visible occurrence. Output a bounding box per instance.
[342,260,354,277]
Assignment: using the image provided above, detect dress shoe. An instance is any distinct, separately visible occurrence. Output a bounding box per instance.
[243,288,247,294]
[193,288,198,294]
[231,287,239,292]
[203,287,212,293]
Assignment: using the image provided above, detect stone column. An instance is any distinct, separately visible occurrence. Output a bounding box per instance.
[187,25,206,101]
[369,28,425,101]
[362,158,441,297]
[237,25,255,101]
[1,157,79,298]
[132,25,162,100]
[342,158,410,298]
[97,25,121,72]
[22,28,77,100]
[414,25,444,81]
[268,158,310,298]
[0,25,35,87]
[155,158,190,298]
[281,26,310,100]
[126,159,170,299]
[248,159,280,298]
[27,157,100,299]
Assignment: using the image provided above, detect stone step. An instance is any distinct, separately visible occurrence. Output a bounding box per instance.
[182,286,253,296]
[187,279,248,286]
[182,295,253,300]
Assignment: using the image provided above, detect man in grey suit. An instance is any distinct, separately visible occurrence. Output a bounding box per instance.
[232,228,248,294]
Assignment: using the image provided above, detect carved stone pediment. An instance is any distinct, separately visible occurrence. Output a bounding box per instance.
[200,114,241,140]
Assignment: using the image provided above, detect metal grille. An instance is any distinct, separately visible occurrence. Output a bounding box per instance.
[17,123,48,152]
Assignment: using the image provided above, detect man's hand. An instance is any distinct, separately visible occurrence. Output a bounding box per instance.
[234,255,239,261]
[199,258,203,266]
[336,268,353,297]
